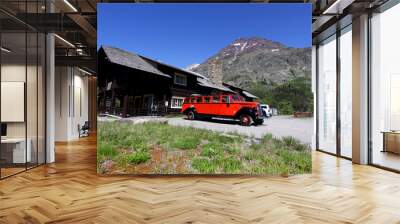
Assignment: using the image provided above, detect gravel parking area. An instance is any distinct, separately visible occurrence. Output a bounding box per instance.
[168,116,314,144]
[99,115,314,145]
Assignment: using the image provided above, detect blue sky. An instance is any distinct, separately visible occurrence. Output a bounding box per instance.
[98,4,311,68]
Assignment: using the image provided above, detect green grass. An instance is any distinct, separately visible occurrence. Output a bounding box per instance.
[191,158,218,174]
[127,151,151,165]
[172,136,201,150]
[97,143,118,160]
[97,121,311,175]
[220,156,242,173]
[200,143,224,157]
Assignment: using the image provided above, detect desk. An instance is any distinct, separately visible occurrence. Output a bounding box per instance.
[1,138,31,164]
[382,131,400,154]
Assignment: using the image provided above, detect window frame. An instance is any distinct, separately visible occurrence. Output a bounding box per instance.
[170,96,186,109]
[315,22,353,161]
[221,95,230,103]
[174,73,187,86]
[212,95,220,103]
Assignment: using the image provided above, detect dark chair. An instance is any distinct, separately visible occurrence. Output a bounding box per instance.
[79,121,90,138]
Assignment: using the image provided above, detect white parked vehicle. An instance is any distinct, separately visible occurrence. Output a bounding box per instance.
[260,104,272,118]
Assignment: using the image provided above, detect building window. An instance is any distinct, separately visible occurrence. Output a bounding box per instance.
[339,25,352,158]
[171,96,185,108]
[317,34,337,155]
[174,74,187,86]
[370,3,400,171]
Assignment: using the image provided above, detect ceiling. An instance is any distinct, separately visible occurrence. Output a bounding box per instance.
[0,0,97,72]
[311,0,390,42]
[1,0,392,72]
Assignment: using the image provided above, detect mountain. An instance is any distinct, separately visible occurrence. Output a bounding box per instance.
[190,37,311,90]
[185,63,200,70]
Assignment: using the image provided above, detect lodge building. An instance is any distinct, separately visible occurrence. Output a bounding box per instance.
[97,46,258,117]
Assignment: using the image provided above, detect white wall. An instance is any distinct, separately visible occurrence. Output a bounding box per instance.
[55,67,89,141]
[55,66,70,141]
[1,65,39,138]
[1,63,46,164]
[1,65,26,132]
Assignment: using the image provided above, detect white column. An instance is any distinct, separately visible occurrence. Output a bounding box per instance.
[46,32,55,163]
[352,14,369,164]
[55,67,73,141]
[311,45,317,150]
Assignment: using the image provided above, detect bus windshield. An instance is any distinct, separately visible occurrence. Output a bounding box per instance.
[231,95,243,102]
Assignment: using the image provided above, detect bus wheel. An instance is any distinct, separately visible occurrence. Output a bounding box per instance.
[239,114,252,126]
[187,111,196,120]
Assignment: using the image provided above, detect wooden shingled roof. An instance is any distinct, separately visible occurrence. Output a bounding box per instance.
[101,45,171,78]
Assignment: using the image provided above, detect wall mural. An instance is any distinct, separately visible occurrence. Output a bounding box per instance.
[96,4,313,175]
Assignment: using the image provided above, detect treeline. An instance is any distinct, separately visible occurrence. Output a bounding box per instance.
[249,76,313,115]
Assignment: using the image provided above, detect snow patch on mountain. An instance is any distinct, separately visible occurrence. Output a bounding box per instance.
[185,63,200,71]
[191,37,311,88]
[240,42,248,51]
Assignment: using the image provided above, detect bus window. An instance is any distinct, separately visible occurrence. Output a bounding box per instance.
[221,96,229,103]
[191,96,196,103]
[204,96,211,103]
[197,97,203,103]
[212,96,220,103]
[184,97,190,103]
[232,95,242,102]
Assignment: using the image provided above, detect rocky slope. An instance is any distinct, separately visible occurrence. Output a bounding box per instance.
[190,37,311,89]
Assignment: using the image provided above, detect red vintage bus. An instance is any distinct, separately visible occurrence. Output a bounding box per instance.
[181,94,264,126]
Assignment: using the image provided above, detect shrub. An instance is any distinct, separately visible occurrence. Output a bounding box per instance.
[210,135,235,144]
[293,143,309,151]
[221,156,242,173]
[282,136,300,147]
[272,149,312,174]
[172,136,201,150]
[225,145,240,155]
[276,101,294,115]
[260,133,273,145]
[244,151,261,161]
[281,136,308,151]
[201,143,223,157]
[250,143,263,151]
[192,158,217,174]
[127,151,151,165]
[97,143,118,159]
[249,76,314,114]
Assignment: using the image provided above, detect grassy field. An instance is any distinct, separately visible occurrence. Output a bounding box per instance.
[97,121,311,175]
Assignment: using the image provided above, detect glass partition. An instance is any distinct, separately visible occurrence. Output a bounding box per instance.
[317,35,337,154]
[1,31,28,177]
[0,2,46,179]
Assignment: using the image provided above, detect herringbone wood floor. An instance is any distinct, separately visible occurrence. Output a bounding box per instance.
[1,135,400,224]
